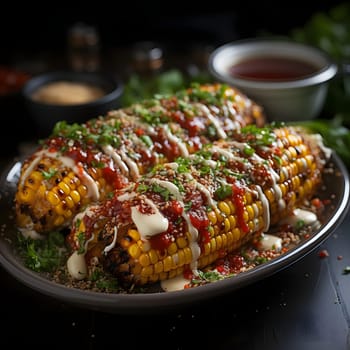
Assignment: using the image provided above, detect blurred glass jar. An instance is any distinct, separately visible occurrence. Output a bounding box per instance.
[67,23,100,72]
[131,41,164,77]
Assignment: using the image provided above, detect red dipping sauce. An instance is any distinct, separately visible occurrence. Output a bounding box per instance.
[229,56,319,81]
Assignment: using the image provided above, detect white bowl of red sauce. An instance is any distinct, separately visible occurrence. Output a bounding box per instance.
[208,38,338,121]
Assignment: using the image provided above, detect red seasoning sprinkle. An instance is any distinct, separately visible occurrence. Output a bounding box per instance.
[318,249,329,258]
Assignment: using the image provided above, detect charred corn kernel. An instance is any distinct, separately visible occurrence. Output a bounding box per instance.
[132,264,142,275]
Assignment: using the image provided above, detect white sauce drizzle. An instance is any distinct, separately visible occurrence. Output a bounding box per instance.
[258,233,282,252]
[119,148,139,180]
[282,208,318,228]
[149,178,200,270]
[103,226,118,254]
[254,185,270,232]
[161,274,190,292]
[131,198,169,238]
[198,103,227,139]
[102,145,129,175]
[67,234,95,280]
[19,228,45,240]
[67,251,88,280]
[162,125,189,157]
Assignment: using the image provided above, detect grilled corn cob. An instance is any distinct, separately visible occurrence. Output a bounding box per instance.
[65,125,329,287]
[15,83,265,236]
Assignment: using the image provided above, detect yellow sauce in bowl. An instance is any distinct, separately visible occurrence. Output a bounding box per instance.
[31,81,105,105]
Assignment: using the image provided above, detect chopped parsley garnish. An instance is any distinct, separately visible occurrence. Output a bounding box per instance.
[41,168,58,180]
[214,184,232,200]
[241,124,276,146]
[17,231,67,273]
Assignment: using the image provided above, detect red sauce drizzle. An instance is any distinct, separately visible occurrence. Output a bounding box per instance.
[231,183,249,233]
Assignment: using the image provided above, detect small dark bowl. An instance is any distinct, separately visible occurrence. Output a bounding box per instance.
[23,71,123,137]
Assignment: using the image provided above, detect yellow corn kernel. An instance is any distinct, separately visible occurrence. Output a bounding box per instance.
[128,229,140,242]
[65,195,75,209]
[210,237,217,253]
[163,255,173,272]
[246,205,254,220]
[207,210,217,225]
[128,244,141,259]
[58,182,71,195]
[70,190,81,203]
[183,247,192,264]
[77,185,87,197]
[132,263,142,275]
[139,253,150,267]
[167,242,178,255]
[218,201,231,216]
[154,261,164,274]
[232,227,241,242]
[148,249,158,264]
[176,250,185,265]
[224,217,231,232]
[53,216,65,227]
[216,235,223,250]
[141,265,153,277]
[176,236,187,249]
[46,191,60,206]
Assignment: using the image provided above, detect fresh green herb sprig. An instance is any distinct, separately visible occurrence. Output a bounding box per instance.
[17,231,68,273]
[289,115,350,168]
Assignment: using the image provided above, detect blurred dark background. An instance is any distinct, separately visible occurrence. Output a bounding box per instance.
[0,0,347,158]
[0,1,345,58]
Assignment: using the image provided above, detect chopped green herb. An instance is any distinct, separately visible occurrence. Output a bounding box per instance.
[17,231,67,273]
[41,168,58,180]
[214,184,232,200]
